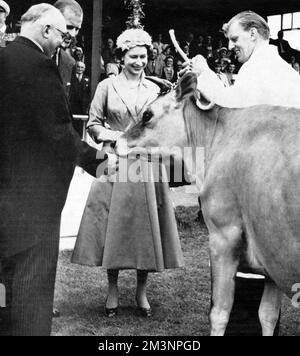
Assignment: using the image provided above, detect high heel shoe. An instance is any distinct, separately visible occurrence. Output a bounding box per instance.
[135,297,152,318]
[104,298,118,318]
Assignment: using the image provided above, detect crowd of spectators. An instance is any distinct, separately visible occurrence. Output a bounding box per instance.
[98,31,242,87]
[61,29,300,141]
[2,1,300,122]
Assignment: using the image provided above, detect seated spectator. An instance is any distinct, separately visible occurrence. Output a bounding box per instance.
[102,37,116,66]
[219,58,229,73]
[216,47,231,66]
[153,33,166,55]
[144,47,164,78]
[205,35,215,68]
[214,62,229,87]
[161,44,174,61]
[205,35,214,52]
[226,49,238,65]
[69,61,91,137]
[106,54,122,77]
[161,55,176,83]
[181,32,197,57]
[194,34,206,56]
[225,63,237,86]
[72,46,84,62]
[175,58,183,80]
[214,39,224,57]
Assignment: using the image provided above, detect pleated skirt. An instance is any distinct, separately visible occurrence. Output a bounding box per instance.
[71,159,184,272]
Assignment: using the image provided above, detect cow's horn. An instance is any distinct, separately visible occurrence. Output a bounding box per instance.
[196,99,215,111]
[145,76,173,95]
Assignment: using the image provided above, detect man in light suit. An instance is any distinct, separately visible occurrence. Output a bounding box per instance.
[0,4,112,336]
[0,0,10,48]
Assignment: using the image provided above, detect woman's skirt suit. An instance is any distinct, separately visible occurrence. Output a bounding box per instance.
[72,72,184,272]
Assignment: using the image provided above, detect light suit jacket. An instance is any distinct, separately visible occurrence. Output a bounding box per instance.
[87,71,160,141]
[197,44,300,108]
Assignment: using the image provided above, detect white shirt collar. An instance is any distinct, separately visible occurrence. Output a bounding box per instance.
[0,24,6,33]
[246,43,274,64]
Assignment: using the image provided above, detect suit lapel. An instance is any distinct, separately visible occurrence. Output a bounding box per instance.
[135,79,159,117]
[112,72,159,124]
[112,72,138,120]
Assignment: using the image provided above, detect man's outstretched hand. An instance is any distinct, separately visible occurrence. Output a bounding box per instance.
[179,55,210,78]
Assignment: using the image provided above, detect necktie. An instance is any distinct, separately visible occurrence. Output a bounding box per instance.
[152,60,155,72]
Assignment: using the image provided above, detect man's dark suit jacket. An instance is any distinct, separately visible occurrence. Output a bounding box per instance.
[69,74,91,136]
[269,38,294,62]
[57,48,76,97]
[69,74,91,115]
[144,57,165,78]
[0,37,106,258]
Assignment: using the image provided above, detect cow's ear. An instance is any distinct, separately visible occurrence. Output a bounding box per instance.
[145,76,173,95]
[176,72,197,102]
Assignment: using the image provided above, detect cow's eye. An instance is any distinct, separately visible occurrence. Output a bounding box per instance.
[142,110,154,124]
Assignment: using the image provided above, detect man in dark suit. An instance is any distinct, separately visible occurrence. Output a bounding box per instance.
[144,47,165,78]
[53,0,83,97]
[270,30,294,63]
[0,0,9,48]
[69,61,91,137]
[0,4,111,336]
[181,32,198,58]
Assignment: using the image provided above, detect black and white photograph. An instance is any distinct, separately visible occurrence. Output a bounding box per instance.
[0,0,300,339]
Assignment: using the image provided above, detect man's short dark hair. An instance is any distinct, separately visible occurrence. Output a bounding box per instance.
[53,0,83,17]
[223,10,270,40]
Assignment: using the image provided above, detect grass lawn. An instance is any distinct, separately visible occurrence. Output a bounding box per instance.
[52,206,300,336]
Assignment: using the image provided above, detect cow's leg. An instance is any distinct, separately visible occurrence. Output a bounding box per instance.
[209,225,243,336]
[258,280,282,336]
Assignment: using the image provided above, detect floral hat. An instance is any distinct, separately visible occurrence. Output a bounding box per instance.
[116,28,153,52]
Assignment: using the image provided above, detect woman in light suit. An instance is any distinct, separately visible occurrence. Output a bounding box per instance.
[72,28,184,317]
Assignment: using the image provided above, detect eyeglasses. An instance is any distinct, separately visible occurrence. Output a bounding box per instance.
[0,7,6,13]
[66,25,81,32]
[49,25,72,42]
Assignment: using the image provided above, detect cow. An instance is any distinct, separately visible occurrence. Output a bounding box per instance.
[116,72,300,336]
